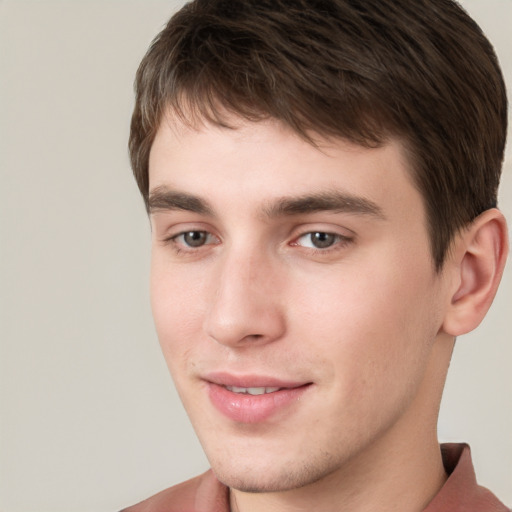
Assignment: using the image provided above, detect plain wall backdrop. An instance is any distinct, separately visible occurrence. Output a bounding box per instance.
[0,1,511,511]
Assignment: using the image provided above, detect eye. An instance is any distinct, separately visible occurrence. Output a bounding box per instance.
[295,232,345,249]
[173,230,216,248]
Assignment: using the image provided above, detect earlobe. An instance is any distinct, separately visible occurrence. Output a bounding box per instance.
[441,208,509,337]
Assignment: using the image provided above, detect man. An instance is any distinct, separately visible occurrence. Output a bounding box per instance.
[122,0,509,510]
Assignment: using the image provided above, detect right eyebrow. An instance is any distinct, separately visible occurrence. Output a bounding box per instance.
[148,187,214,216]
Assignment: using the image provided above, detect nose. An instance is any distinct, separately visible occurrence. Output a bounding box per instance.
[204,249,286,348]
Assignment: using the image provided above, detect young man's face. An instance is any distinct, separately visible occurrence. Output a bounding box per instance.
[148,117,453,492]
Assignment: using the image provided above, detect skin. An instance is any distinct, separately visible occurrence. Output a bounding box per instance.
[147,117,495,512]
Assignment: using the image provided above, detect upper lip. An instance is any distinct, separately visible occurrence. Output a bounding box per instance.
[204,371,310,389]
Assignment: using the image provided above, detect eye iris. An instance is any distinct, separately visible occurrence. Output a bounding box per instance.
[184,231,207,247]
[311,232,335,248]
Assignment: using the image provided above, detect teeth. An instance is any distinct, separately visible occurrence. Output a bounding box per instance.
[226,386,281,395]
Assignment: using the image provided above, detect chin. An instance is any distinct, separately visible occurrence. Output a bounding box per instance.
[211,453,338,493]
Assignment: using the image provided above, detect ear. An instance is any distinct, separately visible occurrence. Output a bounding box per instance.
[441,208,509,337]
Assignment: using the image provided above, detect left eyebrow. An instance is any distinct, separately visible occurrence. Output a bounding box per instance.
[262,191,386,219]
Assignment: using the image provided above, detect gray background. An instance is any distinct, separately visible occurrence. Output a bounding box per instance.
[0,1,511,511]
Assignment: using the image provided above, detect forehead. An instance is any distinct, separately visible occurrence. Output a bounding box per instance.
[148,116,422,224]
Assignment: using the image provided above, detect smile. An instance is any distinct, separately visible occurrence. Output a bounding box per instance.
[205,374,312,423]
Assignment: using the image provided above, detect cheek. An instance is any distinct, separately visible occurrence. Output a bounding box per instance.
[290,258,441,391]
[150,259,206,369]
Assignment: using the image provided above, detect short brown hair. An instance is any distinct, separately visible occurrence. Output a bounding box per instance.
[129,0,508,269]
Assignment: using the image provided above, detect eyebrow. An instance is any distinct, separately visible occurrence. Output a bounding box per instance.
[148,187,385,220]
[263,191,385,219]
[149,187,214,215]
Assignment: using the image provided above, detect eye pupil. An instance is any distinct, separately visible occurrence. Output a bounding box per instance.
[311,232,335,248]
[184,231,207,247]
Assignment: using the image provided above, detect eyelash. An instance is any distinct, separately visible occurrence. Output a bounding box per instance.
[162,229,353,255]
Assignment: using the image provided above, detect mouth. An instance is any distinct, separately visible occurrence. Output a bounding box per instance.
[204,373,312,423]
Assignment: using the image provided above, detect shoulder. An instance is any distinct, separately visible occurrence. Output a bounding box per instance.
[119,470,229,512]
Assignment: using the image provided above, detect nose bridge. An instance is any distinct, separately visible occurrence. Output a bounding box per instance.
[205,242,285,347]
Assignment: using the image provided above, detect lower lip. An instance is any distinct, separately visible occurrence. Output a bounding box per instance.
[207,383,311,423]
